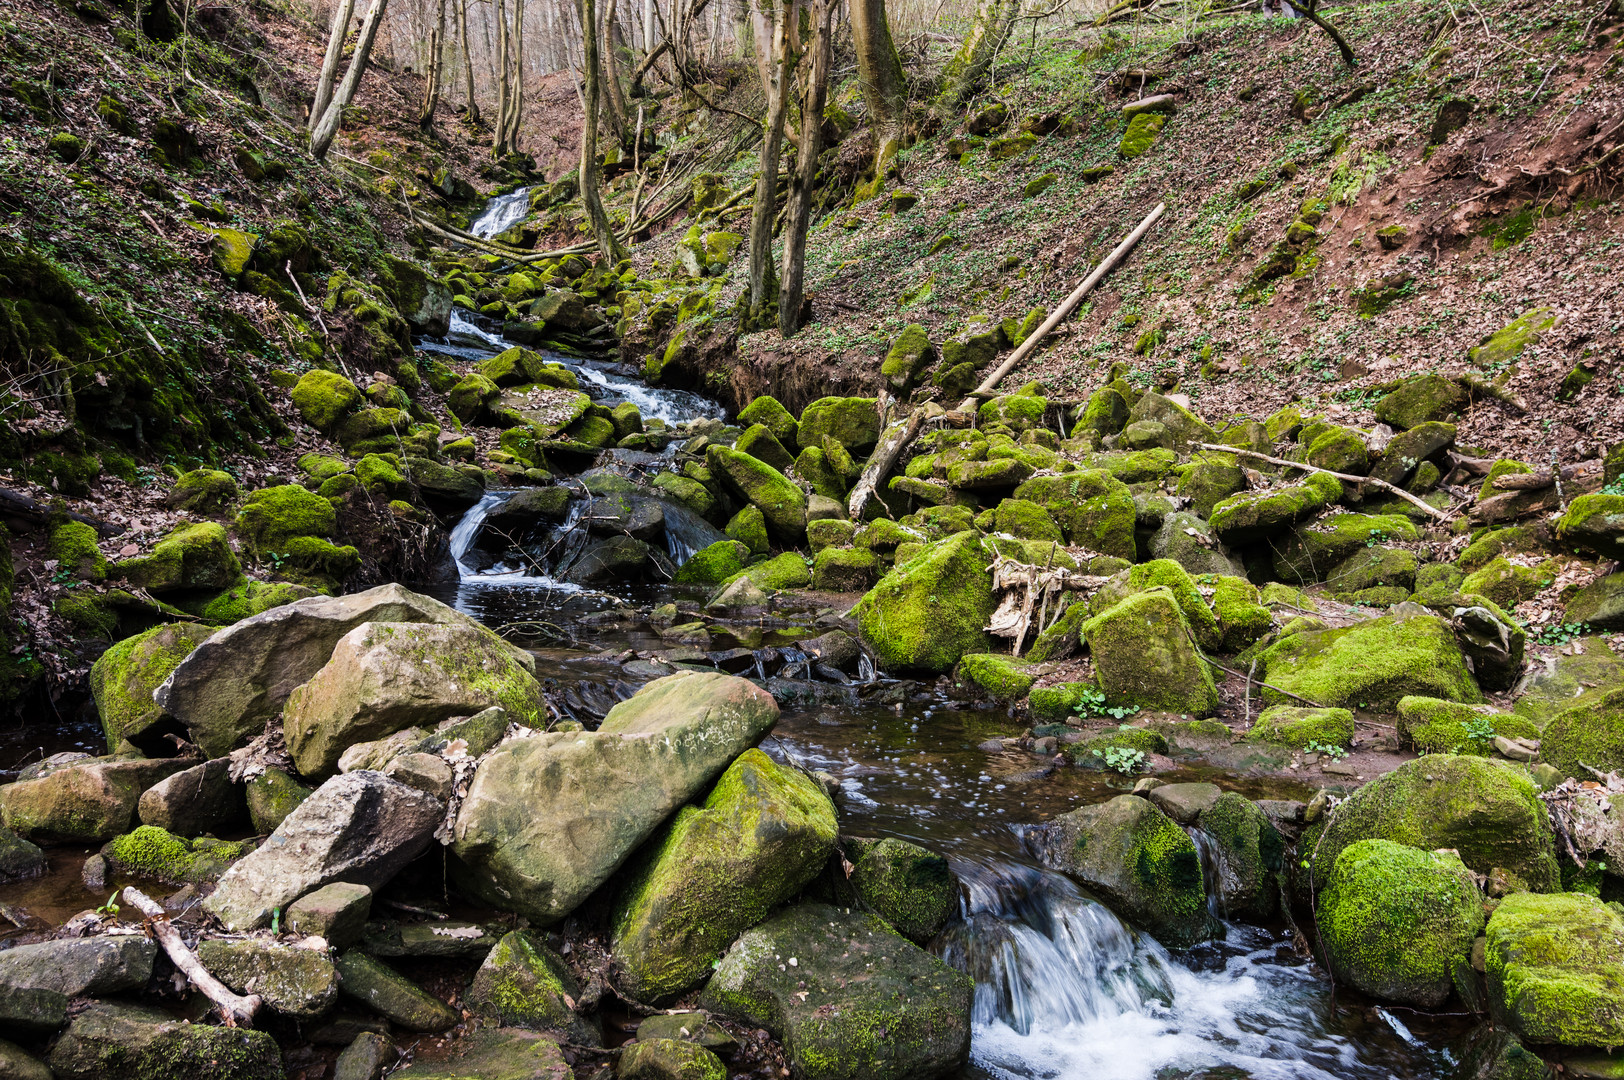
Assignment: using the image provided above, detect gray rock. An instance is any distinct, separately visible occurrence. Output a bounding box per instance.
[47,1001,281,1080]
[1146,782,1222,825]
[333,1032,395,1080]
[245,768,313,834]
[196,939,340,1018]
[205,771,444,931]
[619,1039,728,1080]
[1149,512,1246,578]
[380,753,454,799]
[0,986,68,1036]
[388,1028,568,1080]
[286,882,373,947]
[0,827,44,884]
[0,936,156,997]
[452,672,779,924]
[467,930,598,1044]
[359,920,497,959]
[0,755,196,844]
[155,583,535,758]
[0,1038,52,1080]
[138,757,246,836]
[333,952,458,1031]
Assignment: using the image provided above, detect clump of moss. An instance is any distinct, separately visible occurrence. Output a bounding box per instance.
[102,826,250,884]
[1537,688,1624,779]
[167,469,240,515]
[1119,113,1165,158]
[49,520,106,582]
[955,654,1036,701]
[852,532,997,673]
[1484,891,1624,1047]
[1395,696,1536,755]
[1256,611,1481,710]
[1246,705,1353,749]
[290,370,361,433]
[235,484,336,554]
[846,837,958,944]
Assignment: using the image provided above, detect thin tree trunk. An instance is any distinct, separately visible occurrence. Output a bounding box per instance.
[581,0,632,263]
[493,0,510,151]
[742,0,794,331]
[310,0,388,159]
[419,0,449,126]
[933,0,1020,116]
[779,0,832,337]
[508,0,524,149]
[458,0,480,122]
[1297,0,1357,68]
[599,0,632,146]
[849,0,906,158]
[310,0,357,131]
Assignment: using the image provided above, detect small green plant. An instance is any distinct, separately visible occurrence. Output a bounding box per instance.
[1531,621,1591,646]
[1461,716,1498,748]
[1073,686,1141,720]
[1305,740,1349,760]
[1365,528,1389,547]
[1601,477,1624,496]
[96,892,120,917]
[1092,746,1147,774]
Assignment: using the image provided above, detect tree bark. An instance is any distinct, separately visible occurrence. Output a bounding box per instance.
[742,0,794,330]
[778,0,832,337]
[849,0,906,156]
[309,0,388,159]
[309,0,357,131]
[933,0,1020,117]
[598,0,632,146]
[418,0,449,126]
[1296,0,1357,68]
[458,0,481,122]
[580,0,632,264]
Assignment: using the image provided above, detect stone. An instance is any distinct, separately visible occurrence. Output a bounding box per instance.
[1371,422,1456,487]
[333,952,458,1031]
[334,1033,395,1080]
[388,1028,568,1080]
[1028,795,1211,947]
[246,768,313,834]
[1271,512,1420,584]
[292,370,362,433]
[735,424,796,473]
[1373,374,1464,429]
[706,445,808,545]
[90,622,217,752]
[1210,473,1342,544]
[157,583,534,758]
[359,920,496,959]
[847,837,959,944]
[1256,610,1481,710]
[138,757,245,836]
[1145,782,1222,824]
[1557,494,1624,561]
[452,673,779,924]
[853,532,997,673]
[204,771,445,930]
[1317,839,1484,1006]
[564,535,654,584]
[1197,792,1283,920]
[0,1039,51,1080]
[611,749,838,1002]
[101,825,249,884]
[1485,892,1624,1048]
[619,1039,727,1080]
[881,325,936,393]
[467,930,598,1043]
[287,882,373,946]
[1149,512,1245,578]
[1304,755,1559,892]
[1565,572,1624,631]
[1083,590,1218,715]
[736,396,799,446]
[1538,689,1624,780]
[196,939,340,1018]
[1395,696,1537,755]
[47,1001,282,1080]
[116,522,242,594]
[796,397,880,455]
[1013,472,1136,559]
[1247,705,1355,749]
[0,755,194,844]
[0,936,155,997]
[699,902,971,1080]
[0,826,44,884]
[283,621,542,776]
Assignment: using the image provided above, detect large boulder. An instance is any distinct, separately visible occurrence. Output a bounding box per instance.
[1316,839,1484,1006]
[1538,689,1624,779]
[467,931,598,1043]
[1082,590,1218,715]
[1257,608,1481,710]
[699,902,972,1080]
[283,621,542,777]
[1027,794,1212,947]
[138,757,245,836]
[452,673,779,924]
[0,755,194,844]
[705,445,807,545]
[852,532,996,673]
[611,748,838,1003]
[1305,755,1559,891]
[115,522,242,594]
[1210,473,1341,544]
[1485,891,1624,1048]
[796,397,880,455]
[0,936,156,997]
[90,623,216,753]
[156,583,534,758]
[47,1001,282,1080]
[845,837,959,944]
[204,771,444,930]
[1012,472,1136,559]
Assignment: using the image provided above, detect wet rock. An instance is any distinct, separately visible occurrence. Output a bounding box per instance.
[619,1039,727,1080]
[333,1032,395,1080]
[138,757,245,836]
[333,952,458,1031]
[0,826,44,884]
[704,575,770,613]
[699,902,972,1080]
[467,930,598,1043]
[1083,589,1218,715]
[1485,892,1624,1048]
[611,749,838,1002]
[388,1028,568,1080]
[853,532,997,673]
[90,623,216,753]
[205,771,444,930]
[706,445,808,545]
[282,621,542,776]
[453,673,779,923]
[157,583,534,758]
[0,937,153,1000]
[563,535,655,584]
[846,836,959,944]
[1146,782,1221,824]
[1028,794,1212,947]
[0,755,196,844]
[482,487,573,534]
[1305,755,1558,892]
[47,1001,282,1080]
[1450,1027,1551,1080]
[1256,609,1481,711]
[196,939,340,1018]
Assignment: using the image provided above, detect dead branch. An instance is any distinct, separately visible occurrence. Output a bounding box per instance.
[0,488,125,538]
[1193,444,1454,522]
[122,886,261,1026]
[847,396,925,522]
[1491,460,1602,492]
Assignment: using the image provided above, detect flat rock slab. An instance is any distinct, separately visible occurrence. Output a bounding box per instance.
[0,935,156,997]
[196,939,340,1018]
[47,1001,282,1080]
[389,1028,569,1080]
[334,952,458,1032]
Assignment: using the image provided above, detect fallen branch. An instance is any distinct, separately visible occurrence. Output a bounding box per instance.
[1471,485,1561,525]
[847,395,925,522]
[121,886,261,1026]
[1184,627,1324,708]
[1193,443,1453,522]
[0,488,125,538]
[1491,460,1601,492]
[960,202,1166,409]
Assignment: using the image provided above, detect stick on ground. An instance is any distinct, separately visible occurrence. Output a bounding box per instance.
[121,886,261,1026]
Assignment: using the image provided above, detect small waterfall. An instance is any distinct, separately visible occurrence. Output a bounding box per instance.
[1185,825,1229,920]
[447,491,583,592]
[450,492,510,577]
[660,500,726,565]
[468,188,532,239]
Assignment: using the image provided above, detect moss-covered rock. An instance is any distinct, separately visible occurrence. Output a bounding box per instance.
[673,540,751,586]
[1396,696,1538,755]
[796,397,880,454]
[1062,725,1170,767]
[725,505,771,554]
[194,938,338,1020]
[1371,422,1457,487]
[1210,473,1342,544]
[1327,546,1419,593]
[1196,793,1281,920]
[1246,705,1354,749]
[466,930,597,1042]
[735,395,797,446]
[1028,794,1211,946]
[853,532,996,673]
[235,484,335,555]
[291,370,362,433]
[103,826,249,885]
[1556,493,1624,560]
[619,1039,727,1080]
[246,767,311,834]
[1012,471,1136,559]
[47,1001,282,1080]
[167,469,240,515]
[1083,589,1218,715]
[1317,839,1484,1007]
[843,837,958,944]
[1373,374,1465,430]
[89,622,215,751]
[1484,891,1624,1048]
[48,520,106,582]
[1538,689,1624,780]
[707,445,807,545]
[811,546,879,592]
[1563,571,1624,631]
[735,423,797,473]
[1211,575,1273,651]
[1306,755,1559,891]
[1468,307,1558,368]
[611,749,837,1003]
[1119,112,1165,158]
[954,654,1036,701]
[881,325,937,394]
[1090,559,1222,651]
[117,522,241,594]
[1272,513,1419,584]
[1257,610,1481,710]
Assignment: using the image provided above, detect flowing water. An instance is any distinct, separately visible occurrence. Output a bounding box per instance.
[467,187,534,239]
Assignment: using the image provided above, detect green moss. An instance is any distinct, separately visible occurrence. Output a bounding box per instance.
[1246,705,1354,749]
[234,484,335,556]
[1395,696,1537,755]
[1210,473,1342,544]
[56,593,119,637]
[1459,556,1558,610]
[1538,688,1624,779]
[1063,726,1170,765]
[1082,589,1218,715]
[1013,471,1136,559]
[1458,526,1539,573]
[246,768,311,834]
[880,325,936,393]
[737,395,799,447]
[1119,112,1165,158]
[1272,513,1420,584]
[89,622,215,749]
[275,536,361,590]
[466,930,590,1040]
[1556,493,1624,560]
[955,654,1036,701]
[197,580,315,624]
[103,826,249,884]
[674,540,751,586]
[811,546,880,591]
[354,453,406,495]
[49,520,106,582]
[1211,576,1273,651]
[1024,601,1088,664]
[168,469,239,515]
[1468,307,1558,369]
[1113,559,1222,651]
[1484,892,1624,1048]
[738,552,812,591]
[725,505,771,555]
[117,522,241,593]
[847,837,957,944]
[1373,374,1465,430]
[1028,681,1092,720]
[1317,839,1484,1007]
[1257,611,1481,710]
[978,393,1047,432]
[853,532,996,674]
[290,370,361,433]
[708,446,808,545]
[1176,454,1247,517]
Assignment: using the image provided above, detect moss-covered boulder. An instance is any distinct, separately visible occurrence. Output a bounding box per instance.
[1246,705,1354,749]
[725,505,771,555]
[1396,696,1537,755]
[1371,421,1456,487]
[1119,112,1165,158]
[291,370,361,433]
[1468,307,1558,368]
[1271,512,1419,584]
[88,622,216,752]
[1373,374,1465,430]
[1306,755,1559,891]
[388,1028,567,1080]
[796,397,880,454]
[1556,493,1624,560]
[698,902,972,1080]
[1538,689,1624,780]
[1126,392,1214,451]
[619,1039,727,1080]
[736,396,798,447]
[1028,794,1211,947]
[235,484,336,553]
[1256,610,1481,710]
[48,520,106,583]
[1090,559,1222,652]
[167,469,240,515]
[735,423,796,473]
[611,749,836,1003]
[673,540,751,586]
[47,1001,282,1080]
[845,837,958,944]
[853,532,996,673]
[1211,575,1273,651]
[466,930,597,1043]
[1484,891,1624,1048]
[1564,571,1624,631]
[1210,473,1342,544]
[1013,471,1136,559]
[706,445,807,545]
[102,825,249,884]
[1083,589,1218,715]
[881,325,936,393]
[1197,793,1282,920]
[811,546,880,592]
[117,522,242,594]
[953,654,1036,702]
[1317,839,1484,1007]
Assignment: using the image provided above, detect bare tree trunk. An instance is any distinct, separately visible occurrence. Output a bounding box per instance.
[310,0,388,158]
[742,0,794,332]
[458,0,480,122]
[581,0,632,264]
[310,0,357,130]
[492,0,524,155]
[598,0,632,146]
[419,0,449,126]
[493,0,510,148]
[849,0,906,158]
[1296,0,1357,68]
[933,0,1020,116]
[779,0,832,337]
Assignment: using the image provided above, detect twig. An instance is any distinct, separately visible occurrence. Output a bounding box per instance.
[1193,443,1453,522]
[284,261,347,380]
[122,886,261,1026]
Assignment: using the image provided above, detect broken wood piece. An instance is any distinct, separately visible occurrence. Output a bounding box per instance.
[1490,460,1602,492]
[1192,444,1453,522]
[847,400,925,522]
[1471,486,1561,525]
[121,886,261,1026]
[0,488,125,538]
